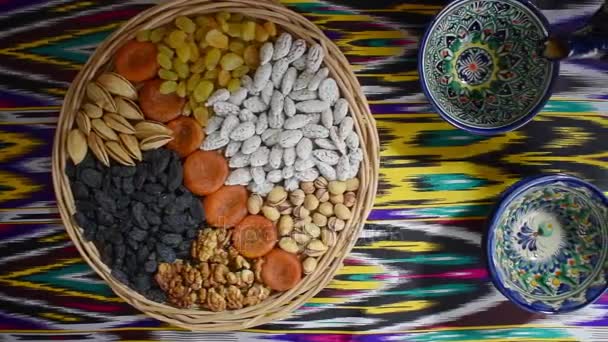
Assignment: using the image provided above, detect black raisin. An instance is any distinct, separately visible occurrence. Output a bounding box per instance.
[73,212,88,228]
[125,255,137,275]
[131,192,154,204]
[152,150,171,175]
[95,192,117,213]
[161,233,183,247]
[101,244,113,265]
[83,226,97,241]
[127,237,139,251]
[101,173,112,191]
[134,274,152,292]
[144,183,164,195]
[65,161,77,179]
[150,225,160,233]
[111,269,129,285]
[129,228,147,242]
[146,289,166,303]
[96,209,114,226]
[112,176,122,188]
[136,245,150,263]
[146,211,161,225]
[133,164,147,189]
[158,194,176,208]
[158,173,168,187]
[131,202,149,229]
[95,159,106,171]
[76,200,97,214]
[122,178,134,194]
[163,214,185,227]
[116,196,131,210]
[80,153,96,169]
[164,205,178,216]
[71,181,89,200]
[114,243,126,261]
[174,194,192,212]
[167,159,183,192]
[81,169,102,188]
[148,252,156,260]
[186,227,198,239]
[144,260,158,273]
[189,198,205,222]
[156,244,176,263]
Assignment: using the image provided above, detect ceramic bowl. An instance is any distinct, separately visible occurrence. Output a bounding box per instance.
[419,0,560,134]
[486,175,608,313]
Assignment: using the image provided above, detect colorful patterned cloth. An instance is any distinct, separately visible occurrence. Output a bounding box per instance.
[1,0,607,340]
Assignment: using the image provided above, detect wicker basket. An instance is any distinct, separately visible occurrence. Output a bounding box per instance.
[52,0,379,331]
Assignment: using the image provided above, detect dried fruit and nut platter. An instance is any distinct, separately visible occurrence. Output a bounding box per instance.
[52,0,378,330]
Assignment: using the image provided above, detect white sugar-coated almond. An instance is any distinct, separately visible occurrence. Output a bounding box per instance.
[251,166,266,184]
[250,146,270,167]
[271,58,290,88]
[268,111,284,129]
[302,124,329,139]
[306,44,324,73]
[321,108,333,128]
[229,152,251,168]
[315,138,338,150]
[283,147,296,166]
[345,131,360,149]
[249,180,274,195]
[279,129,303,148]
[349,147,363,162]
[307,113,321,125]
[315,160,337,181]
[319,78,339,104]
[205,116,223,134]
[202,132,229,150]
[308,67,329,91]
[220,115,240,138]
[283,97,296,117]
[243,96,268,113]
[281,67,297,95]
[239,108,256,122]
[259,42,274,65]
[336,155,350,181]
[296,100,330,113]
[226,168,251,186]
[333,98,348,124]
[294,71,314,91]
[313,149,340,165]
[329,126,347,155]
[296,168,319,182]
[273,33,292,60]
[339,116,354,139]
[261,81,274,105]
[225,141,242,157]
[241,75,254,93]
[282,165,295,179]
[284,114,310,130]
[295,158,315,172]
[261,128,280,146]
[267,169,283,183]
[292,55,306,70]
[285,176,299,191]
[253,63,272,92]
[241,135,262,154]
[296,137,313,160]
[230,121,256,141]
[270,90,284,118]
[285,39,307,63]
[256,112,268,135]
[289,89,317,101]
[269,145,283,169]
[213,101,240,116]
[348,159,360,180]
[229,87,248,106]
[206,89,230,106]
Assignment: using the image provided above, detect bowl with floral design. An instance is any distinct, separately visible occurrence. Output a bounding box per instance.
[486,174,608,313]
[419,0,560,134]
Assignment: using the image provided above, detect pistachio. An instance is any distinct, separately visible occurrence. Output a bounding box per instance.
[115,97,145,120]
[304,222,321,238]
[261,206,280,221]
[278,237,299,254]
[315,188,329,202]
[87,132,109,166]
[328,180,346,195]
[303,194,319,211]
[334,203,351,220]
[318,202,334,217]
[119,133,142,161]
[139,134,173,150]
[86,82,117,112]
[344,191,356,208]
[327,217,345,232]
[82,103,103,119]
[289,189,305,206]
[67,129,87,164]
[330,193,344,205]
[305,239,328,257]
[97,72,137,100]
[105,141,135,166]
[292,205,309,219]
[292,232,311,245]
[134,121,173,139]
[321,228,336,247]
[345,178,360,191]
[267,186,287,206]
[278,215,294,236]
[91,118,119,141]
[300,181,315,194]
[277,202,293,215]
[293,218,308,229]
[302,257,317,274]
[76,110,91,135]
[312,212,327,227]
[314,176,328,189]
[103,113,135,134]
[247,194,263,214]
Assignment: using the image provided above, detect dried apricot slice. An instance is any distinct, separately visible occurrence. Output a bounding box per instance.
[139,79,185,123]
[114,40,159,82]
[166,116,204,158]
[261,249,302,291]
[183,150,229,196]
[233,215,277,258]
[203,185,248,228]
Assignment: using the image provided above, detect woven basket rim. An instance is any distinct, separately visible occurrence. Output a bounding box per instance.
[52,0,379,331]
